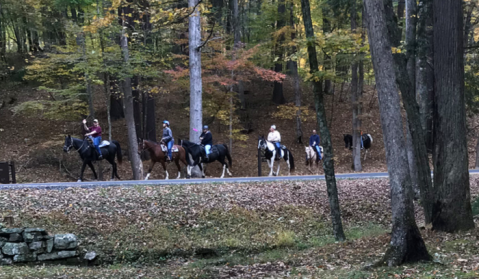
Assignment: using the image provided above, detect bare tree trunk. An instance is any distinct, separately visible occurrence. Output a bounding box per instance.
[301,0,346,242]
[475,136,479,169]
[288,1,302,144]
[189,0,203,141]
[232,0,245,110]
[272,0,286,104]
[351,0,362,171]
[364,0,430,266]
[384,0,433,224]
[432,0,474,232]
[120,18,143,180]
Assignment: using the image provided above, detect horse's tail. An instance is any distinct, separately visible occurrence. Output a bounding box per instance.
[181,141,193,166]
[287,149,295,172]
[113,140,123,165]
[223,144,232,168]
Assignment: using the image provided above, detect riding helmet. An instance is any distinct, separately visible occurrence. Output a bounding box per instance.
[271,125,276,130]
[163,120,170,126]
[203,125,209,130]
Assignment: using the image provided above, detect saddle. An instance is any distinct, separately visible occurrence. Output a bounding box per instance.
[201,145,217,157]
[160,144,179,153]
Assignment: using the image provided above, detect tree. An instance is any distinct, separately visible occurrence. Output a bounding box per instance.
[272,0,286,104]
[432,0,474,232]
[120,4,143,180]
[350,0,362,171]
[189,0,202,142]
[300,0,345,242]
[364,0,430,266]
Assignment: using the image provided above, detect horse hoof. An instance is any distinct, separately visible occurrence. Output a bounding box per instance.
[77,180,82,182]
[186,175,191,179]
[202,175,206,178]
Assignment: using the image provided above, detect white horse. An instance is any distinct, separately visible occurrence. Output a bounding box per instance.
[305,146,323,174]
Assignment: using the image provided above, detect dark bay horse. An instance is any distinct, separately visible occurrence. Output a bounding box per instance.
[181,140,232,178]
[63,135,122,182]
[139,140,188,180]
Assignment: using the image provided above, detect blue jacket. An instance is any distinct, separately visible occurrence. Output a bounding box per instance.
[309,134,320,146]
[200,131,213,146]
[161,127,174,143]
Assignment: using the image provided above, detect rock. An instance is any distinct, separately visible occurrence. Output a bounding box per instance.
[0,237,7,248]
[29,241,45,253]
[24,228,46,234]
[14,252,37,262]
[1,258,12,265]
[46,238,54,253]
[1,228,24,234]
[54,234,78,250]
[84,251,96,261]
[37,250,78,261]
[2,242,29,255]
[9,233,23,242]
[23,231,43,243]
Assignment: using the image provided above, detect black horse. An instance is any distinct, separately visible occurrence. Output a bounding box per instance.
[258,136,295,176]
[63,135,122,182]
[343,133,373,160]
[181,140,232,179]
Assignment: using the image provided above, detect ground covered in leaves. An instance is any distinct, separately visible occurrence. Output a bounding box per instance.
[1,177,479,278]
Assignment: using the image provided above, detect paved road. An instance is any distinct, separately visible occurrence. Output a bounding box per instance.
[3,169,479,191]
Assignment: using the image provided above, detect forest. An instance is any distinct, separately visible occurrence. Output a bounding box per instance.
[2,0,479,277]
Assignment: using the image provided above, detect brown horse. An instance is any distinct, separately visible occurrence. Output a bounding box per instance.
[138,140,188,180]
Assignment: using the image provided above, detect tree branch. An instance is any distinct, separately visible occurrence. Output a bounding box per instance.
[197,20,216,51]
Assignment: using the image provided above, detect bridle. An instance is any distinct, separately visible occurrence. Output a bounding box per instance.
[65,137,88,154]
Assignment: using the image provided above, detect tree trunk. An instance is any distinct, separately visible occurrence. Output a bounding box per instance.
[475,136,479,169]
[383,0,433,224]
[301,0,346,242]
[120,17,143,180]
[351,0,362,171]
[432,0,474,232]
[397,0,405,20]
[416,0,434,152]
[189,0,203,142]
[364,0,430,266]
[232,0,246,110]
[110,80,124,121]
[272,0,286,104]
[288,1,302,144]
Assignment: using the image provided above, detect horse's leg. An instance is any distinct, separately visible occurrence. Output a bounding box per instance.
[364,149,368,161]
[268,159,274,177]
[201,163,205,178]
[87,162,98,180]
[78,162,87,182]
[186,165,191,179]
[226,165,232,176]
[174,156,181,179]
[276,161,281,176]
[160,161,168,180]
[145,161,156,180]
[220,164,226,179]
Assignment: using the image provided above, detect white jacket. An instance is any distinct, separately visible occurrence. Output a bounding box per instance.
[268,131,281,142]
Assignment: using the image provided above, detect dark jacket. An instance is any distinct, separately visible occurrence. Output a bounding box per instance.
[200,131,213,146]
[161,127,174,143]
[309,134,320,146]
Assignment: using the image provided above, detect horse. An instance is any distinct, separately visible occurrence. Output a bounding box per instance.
[180,140,232,178]
[305,146,323,174]
[343,133,373,160]
[138,139,188,180]
[258,136,295,176]
[63,135,122,182]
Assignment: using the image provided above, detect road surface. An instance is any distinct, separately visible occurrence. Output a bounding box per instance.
[2,169,479,190]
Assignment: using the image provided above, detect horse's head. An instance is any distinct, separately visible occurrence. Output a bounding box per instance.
[63,135,73,153]
[258,136,267,150]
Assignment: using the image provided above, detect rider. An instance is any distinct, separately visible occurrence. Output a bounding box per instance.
[83,119,103,159]
[309,129,322,161]
[161,120,174,162]
[267,125,282,159]
[200,125,213,159]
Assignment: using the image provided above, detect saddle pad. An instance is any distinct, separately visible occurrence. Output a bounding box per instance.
[161,144,179,153]
[99,141,110,148]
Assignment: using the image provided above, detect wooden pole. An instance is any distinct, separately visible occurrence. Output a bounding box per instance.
[10,161,16,184]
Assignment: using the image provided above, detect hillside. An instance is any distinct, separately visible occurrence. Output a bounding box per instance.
[0,78,477,183]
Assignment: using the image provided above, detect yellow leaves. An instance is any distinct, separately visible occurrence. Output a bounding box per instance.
[272,103,314,122]
[391,47,402,54]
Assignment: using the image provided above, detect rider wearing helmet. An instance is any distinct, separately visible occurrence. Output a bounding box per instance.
[161,120,174,161]
[309,129,322,162]
[83,119,103,159]
[267,125,281,159]
[200,125,213,159]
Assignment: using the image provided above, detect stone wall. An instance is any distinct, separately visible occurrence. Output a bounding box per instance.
[0,224,79,264]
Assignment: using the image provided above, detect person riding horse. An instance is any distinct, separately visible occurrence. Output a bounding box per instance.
[268,125,282,159]
[309,130,322,162]
[200,125,213,159]
[82,119,103,159]
[161,120,174,162]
